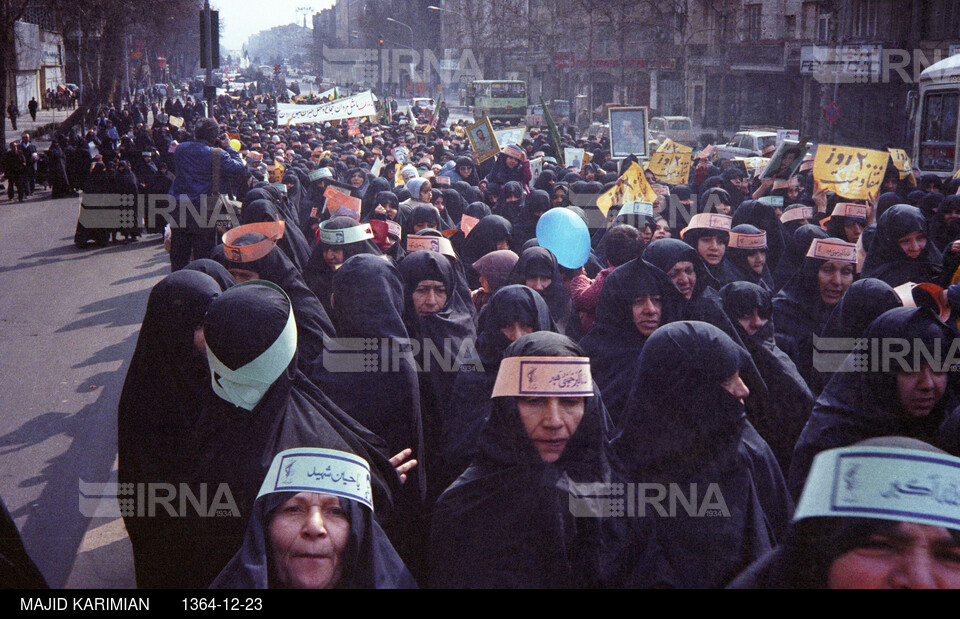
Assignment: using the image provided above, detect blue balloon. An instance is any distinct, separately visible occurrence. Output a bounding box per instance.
[536,207,591,269]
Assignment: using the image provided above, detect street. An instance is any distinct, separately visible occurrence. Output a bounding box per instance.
[0,188,165,588]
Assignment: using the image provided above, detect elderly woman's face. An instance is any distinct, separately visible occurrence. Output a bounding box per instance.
[517,396,585,462]
[268,492,350,589]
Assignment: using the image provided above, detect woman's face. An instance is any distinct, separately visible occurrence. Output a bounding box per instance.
[496,239,510,251]
[827,522,960,589]
[380,202,398,220]
[516,396,585,462]
[553,190,565,207]
[737,308,769,336]
[640,226,653,245]
[323,248,345,270]
[412,279,447,315]
[666,261,696,300]
[897,363,948,418]
[505,155,519,169]
[817,260,855,305]
[350,173,364,188]
[500,320,534,342]
[844,220,864,244]
[268,492,350,589]
[631,294,663,335]
[720,370,749,402]
[413,221,433,233]
[898,230,927,259]
[943,209,960,225]
[697,235,726,266]
[584,169,595,181]
[525,275,551,293]
[653,219,671,240]
[745,250,766,275]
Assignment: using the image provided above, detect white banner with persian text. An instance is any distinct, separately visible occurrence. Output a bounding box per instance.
[277,91,376,126]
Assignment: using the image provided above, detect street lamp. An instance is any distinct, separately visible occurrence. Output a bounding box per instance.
[385,17,414,48]
[427,4,468,44]
[427,4,465,19]
[386,17,416,97]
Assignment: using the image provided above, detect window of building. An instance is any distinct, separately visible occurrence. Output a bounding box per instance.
[744,4,762,41]
[784,15,797,38]
[817,12,830,43]
[849,0,880,39]
[922,0,960,40]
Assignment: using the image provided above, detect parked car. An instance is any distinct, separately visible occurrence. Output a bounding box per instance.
[411,98,435,115]
[649,116,699,148]
[526,100,571,128]
[715,130,779,160]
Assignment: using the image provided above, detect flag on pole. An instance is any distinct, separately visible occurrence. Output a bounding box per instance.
[541,97,565,167]
[429,90,444,129]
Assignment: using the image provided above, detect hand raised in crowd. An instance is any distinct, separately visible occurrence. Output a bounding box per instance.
[752,177,774,199]
[389,448,418,484]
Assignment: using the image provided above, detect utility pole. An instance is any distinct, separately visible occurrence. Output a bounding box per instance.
[201,0,215,117]
[378,35,384,101]
[123,34,130,103]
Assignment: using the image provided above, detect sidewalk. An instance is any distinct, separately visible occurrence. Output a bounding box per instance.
[4,106,75,135]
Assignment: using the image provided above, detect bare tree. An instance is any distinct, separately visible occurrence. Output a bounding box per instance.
[0,0,34,149]
[48,0,200,134]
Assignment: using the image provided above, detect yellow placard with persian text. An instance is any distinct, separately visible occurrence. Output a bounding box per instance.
[813,145,890,202]
[596,162,658,216]
[887,148,917,185]
[648,148,692,185]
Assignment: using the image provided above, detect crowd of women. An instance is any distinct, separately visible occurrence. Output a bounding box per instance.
[10,89,960,589]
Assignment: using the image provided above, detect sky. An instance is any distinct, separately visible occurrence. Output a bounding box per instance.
[212,0,334,52]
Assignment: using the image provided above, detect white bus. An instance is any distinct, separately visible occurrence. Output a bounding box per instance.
[910,54,960,178]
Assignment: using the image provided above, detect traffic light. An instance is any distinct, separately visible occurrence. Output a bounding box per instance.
[210,11,220,69]
[199,10,220,69]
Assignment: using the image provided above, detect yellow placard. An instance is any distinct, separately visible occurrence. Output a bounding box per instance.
[738,157,770,173]
[655,138,691,155]
[887,148,917,184]
[270,162,285,183]
[813,145,890,202]
[647,149,692,185]
[596,162,657,216]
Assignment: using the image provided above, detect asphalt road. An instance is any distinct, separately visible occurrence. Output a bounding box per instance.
[0,188,169,588]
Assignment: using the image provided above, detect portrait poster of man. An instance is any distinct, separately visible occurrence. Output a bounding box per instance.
[760,139,808,180]
[608,107,649,159]
[467,116,499,163]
